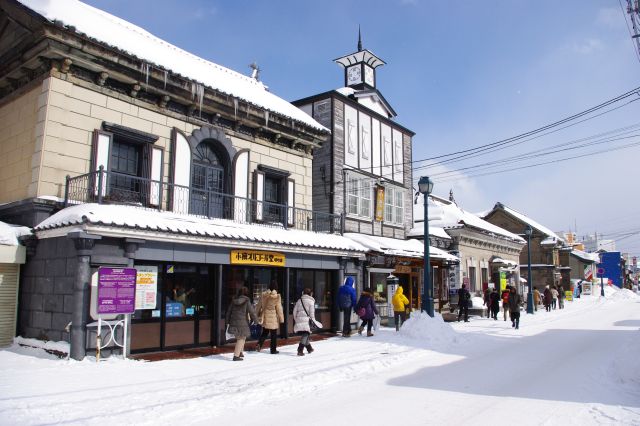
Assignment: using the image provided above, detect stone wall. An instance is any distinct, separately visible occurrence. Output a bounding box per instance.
[0,83,43,203]
[18,237,77,342]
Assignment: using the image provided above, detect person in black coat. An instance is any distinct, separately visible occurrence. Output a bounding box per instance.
[457,284,470,322]
[489,287,501,320]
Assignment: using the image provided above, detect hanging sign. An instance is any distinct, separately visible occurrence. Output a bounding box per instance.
[230,249,285,267]
[375,185,385,222]
[135,265,158,310]
[97,267,136,314]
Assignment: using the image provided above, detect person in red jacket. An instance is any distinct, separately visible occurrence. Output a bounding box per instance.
[501,286,510,321]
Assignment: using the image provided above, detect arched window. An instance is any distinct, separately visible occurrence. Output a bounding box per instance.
[190,141,226,217]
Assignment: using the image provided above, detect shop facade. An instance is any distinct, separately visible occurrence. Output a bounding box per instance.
[28,204,365,359]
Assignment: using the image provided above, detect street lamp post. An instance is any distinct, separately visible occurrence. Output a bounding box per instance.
[418,176,434,317]
[524,225,534,314]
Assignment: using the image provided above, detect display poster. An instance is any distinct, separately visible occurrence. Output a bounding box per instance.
[230,249,285,267]
[386,283,397,318]
[97,267,136,314]
[165,302,183,317]
[582,283,592,295]
[135,265,158,310]
[565,291,573,301]
[488,282,495,289]
[500,271,507,291]
[375,185,385,222]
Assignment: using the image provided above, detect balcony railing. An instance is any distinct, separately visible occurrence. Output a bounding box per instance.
[64,167,342,234]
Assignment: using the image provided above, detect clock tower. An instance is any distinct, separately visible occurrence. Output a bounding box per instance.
[334,28,385,90]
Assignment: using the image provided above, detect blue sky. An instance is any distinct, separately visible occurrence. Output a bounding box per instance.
[83,0,640,257]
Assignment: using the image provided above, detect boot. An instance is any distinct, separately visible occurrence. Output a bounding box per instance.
[297,344,305,356]
[255,343,262,352]
[367,330,374,337]
[232,356,243,361]
[305,344,314,354]
[239,352,244,358]
[357,326,364,335]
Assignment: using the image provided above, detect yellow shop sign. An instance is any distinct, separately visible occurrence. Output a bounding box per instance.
[230,250,285,267]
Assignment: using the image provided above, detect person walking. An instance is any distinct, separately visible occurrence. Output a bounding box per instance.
[457,284,470,322]
[543,286,552,312]
[391,286,410,331]
[355,287,378,336]
[508,286,522,329]
[489,287,501,320]
[533,287,541,312]
[255,283,284,354]
[501,286,511,321]
[558,285,565,309]
[337,276,357,337]
[551,286,559,310]
[225,286,257,361]
[483,288,492,318]
[293,287,320,356]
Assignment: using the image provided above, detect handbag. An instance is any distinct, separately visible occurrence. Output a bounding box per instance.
[357,307,366,317]
[299,298,319,332]
[225,325,234,341]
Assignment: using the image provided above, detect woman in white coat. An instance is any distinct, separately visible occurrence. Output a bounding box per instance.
[293,287,321,356]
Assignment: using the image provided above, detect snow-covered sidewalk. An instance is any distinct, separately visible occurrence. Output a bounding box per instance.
[0,287,639,425]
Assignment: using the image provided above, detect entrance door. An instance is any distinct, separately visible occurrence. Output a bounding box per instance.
[162,264,214,349]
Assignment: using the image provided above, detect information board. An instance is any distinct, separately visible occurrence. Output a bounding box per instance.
[97,267,136,314]
[135,265,158,310]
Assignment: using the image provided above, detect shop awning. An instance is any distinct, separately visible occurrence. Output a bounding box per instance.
[34,204,368,257]
[490,257,518,267]
[343,233,459,262]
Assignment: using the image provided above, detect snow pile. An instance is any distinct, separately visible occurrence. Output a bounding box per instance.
[607,288,639,301]
[14,336,69,355]
[470,296,485,308]
[0,221,31,246]
[399,311,462,348]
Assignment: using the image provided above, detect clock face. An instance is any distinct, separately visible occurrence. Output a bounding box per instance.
[347,66,361,84]
[364,66,374,86]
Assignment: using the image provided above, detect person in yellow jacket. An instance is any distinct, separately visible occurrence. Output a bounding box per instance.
[391,286,410,331]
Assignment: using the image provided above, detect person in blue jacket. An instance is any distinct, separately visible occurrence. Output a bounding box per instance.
[337,276,357,337]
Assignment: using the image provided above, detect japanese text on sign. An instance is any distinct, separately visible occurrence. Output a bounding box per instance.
[230,250,285,267]
[97,267,136,314]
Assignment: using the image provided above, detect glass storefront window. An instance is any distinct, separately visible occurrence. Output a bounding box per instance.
[290,270,330,311]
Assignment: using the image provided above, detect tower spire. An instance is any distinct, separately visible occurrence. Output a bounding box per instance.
[357,25,362,52]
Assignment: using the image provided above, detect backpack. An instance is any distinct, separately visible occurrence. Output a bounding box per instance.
[338,290,352,309]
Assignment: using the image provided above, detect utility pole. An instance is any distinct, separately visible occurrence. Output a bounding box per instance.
[625,1,640,60]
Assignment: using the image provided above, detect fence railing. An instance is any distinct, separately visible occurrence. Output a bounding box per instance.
[64,167,343,234]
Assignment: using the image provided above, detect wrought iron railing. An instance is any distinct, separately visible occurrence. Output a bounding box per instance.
[64,167,342,234]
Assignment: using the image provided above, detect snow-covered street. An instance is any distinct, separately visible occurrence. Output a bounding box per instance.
[1,288,639,426]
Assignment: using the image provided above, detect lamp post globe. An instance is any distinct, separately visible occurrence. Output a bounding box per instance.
[418,176,434,317]
[524,225,534,314]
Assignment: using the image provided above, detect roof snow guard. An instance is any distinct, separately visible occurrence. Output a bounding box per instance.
[17,0,326,132]
[334,49,386,69]
[34,204,367,256]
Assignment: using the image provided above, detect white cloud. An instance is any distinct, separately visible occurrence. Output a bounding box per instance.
[597,7,623,28]
[572,38,605,55]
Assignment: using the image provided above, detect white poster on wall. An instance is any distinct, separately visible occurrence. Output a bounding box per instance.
[135,265,158,310]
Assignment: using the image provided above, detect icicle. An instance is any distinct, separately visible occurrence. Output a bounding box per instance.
[163,70,168,89]
[264,111,269,127]
[233,98,238,119]
[144,63,150,89]
[190,83,204,117]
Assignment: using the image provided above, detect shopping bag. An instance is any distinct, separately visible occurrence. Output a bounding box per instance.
[225,325,234,341]
[250,323,262,339]
[373,315,381,331]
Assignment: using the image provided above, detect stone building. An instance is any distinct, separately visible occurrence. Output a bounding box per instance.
[483,202,566,291]
[0,0,366,358]
[412,195,525,302]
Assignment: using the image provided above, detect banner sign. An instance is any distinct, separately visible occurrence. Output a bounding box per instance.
[375,185,385,222]
[584,265,593,281]
[97,267,136,314]
[230,250,285,267]
[135,265,158,310]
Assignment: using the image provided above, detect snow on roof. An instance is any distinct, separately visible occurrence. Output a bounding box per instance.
[343,233,459,262]
[0,221,31,246]
[19,0,326,132]
[571,249,600,262]
[34,204,367,254]
[493,203,566,244]
[414,195,525,244]
[407,225,451,240]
